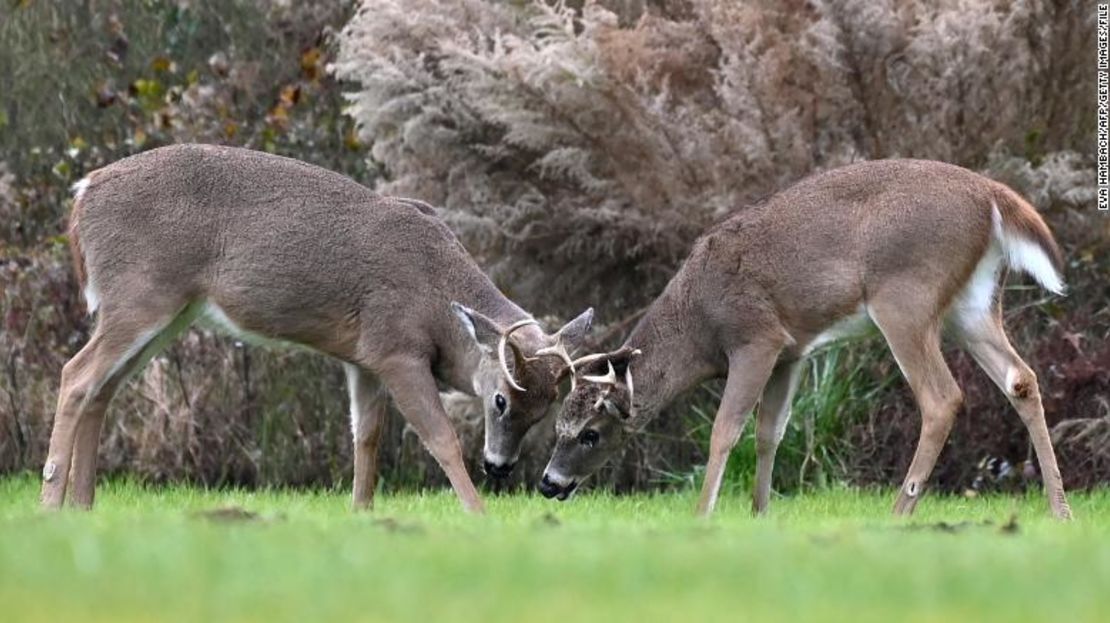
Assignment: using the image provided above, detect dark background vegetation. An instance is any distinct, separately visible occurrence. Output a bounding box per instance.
[1,0,1106,498]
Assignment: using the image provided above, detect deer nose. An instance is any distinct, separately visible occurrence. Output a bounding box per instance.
[539,473,577,500]
[483,460,516,479]
[538,473,560,498]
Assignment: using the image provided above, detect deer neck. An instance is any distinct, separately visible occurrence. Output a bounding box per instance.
[623,295,719,428]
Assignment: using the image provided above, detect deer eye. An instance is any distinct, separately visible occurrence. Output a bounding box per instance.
[578,429,600,448]
[494,393,507,414]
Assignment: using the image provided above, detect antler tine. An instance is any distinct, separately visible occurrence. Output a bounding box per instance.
[593,387,611,410]
[534,341,578,391]
[626,349,641,404]
[569,352,610,369]
[581,361,618,386]
[624,363,634,405]
[498,318,539,392]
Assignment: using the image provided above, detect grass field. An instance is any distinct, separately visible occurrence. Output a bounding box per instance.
[1,475,1108,623]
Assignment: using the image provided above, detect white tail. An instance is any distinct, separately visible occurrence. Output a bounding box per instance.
[993,203,1065,294]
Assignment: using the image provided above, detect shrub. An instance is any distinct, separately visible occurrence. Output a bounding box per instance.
[335,0,1106,494]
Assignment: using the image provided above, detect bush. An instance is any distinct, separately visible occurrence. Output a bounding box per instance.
[335,0,1107,494]
[334,0,1093,317]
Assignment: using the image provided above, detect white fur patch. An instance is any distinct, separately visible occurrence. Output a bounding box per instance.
[344,363,362,438]
[200,302,244,335]
[993,204,1065,295]
[1005,366,1021,397]
[42,461,57,482]
[88,327,161,400]
[1002,236,1065,295]
[83,278,101,315]
[450,303,478,342]
[72,177,100,314]
[804,305,874,356]
[952,242,1003,324]
[483,449,512,466]
[199,302,300,351]
[71,177,90,203]
[542,469,573,487]
[200,303,267,343]
[481,448,508,464]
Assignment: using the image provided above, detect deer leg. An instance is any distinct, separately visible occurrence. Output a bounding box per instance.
[67,304,197,509]
[752,360,802,516]
[955,313,1072,520]
[870,305,962,517]
[376,356,484,514]
[43,306,185,510]
[345,364,388,511]
[696,340,783,517]
[66,372,124,510]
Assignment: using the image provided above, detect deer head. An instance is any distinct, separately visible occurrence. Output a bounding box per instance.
[451,303,594,479]
[539,346,641,500]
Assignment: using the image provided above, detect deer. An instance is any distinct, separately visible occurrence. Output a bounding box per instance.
[538,159,1073,520]
[43,143,593,514]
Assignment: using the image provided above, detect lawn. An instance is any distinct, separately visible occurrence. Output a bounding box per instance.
[1,475,1108,623]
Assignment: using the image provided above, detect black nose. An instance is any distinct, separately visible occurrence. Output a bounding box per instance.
[539,474,560,498]
[483,460,516,479]
[539,473,577,500]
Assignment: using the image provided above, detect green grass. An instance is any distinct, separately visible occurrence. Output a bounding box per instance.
[2,475,1108,623]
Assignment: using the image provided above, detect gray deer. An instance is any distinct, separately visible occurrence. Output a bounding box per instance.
[42,144,592,513]
[539,159,1072,520]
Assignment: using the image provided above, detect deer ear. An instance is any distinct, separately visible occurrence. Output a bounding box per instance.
[555,308,594,351]
[450,302,501,351]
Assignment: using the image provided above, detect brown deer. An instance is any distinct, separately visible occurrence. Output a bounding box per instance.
[44,144,592,513]
[539,159,1073,520]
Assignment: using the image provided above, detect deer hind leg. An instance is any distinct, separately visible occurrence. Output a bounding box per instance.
[869,301,963,517]
[752,360,803,516]
[345,363,389,511]
[375,355,484,514]
[954,312,1072,520]
[44,299,196,510]
[696,338,784,517]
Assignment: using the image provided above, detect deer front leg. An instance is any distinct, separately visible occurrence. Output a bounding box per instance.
[377,355,485,514]
[345,364,389,511]
[752,360,802,516]
[696,340,783,517]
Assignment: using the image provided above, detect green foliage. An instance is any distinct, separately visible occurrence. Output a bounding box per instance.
[2,476,1110,623]
[0,0,366,247]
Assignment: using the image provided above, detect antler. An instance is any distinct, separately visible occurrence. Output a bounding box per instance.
[581,361,618,386]
[583,362,618,409]
[569,352,610,369]
[499,318,539,392]
[533,340,578,391]
[579,349,642,409]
